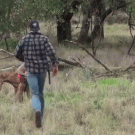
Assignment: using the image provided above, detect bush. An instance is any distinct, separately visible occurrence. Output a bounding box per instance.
[0,38,19,50]
[105,11,128,25]
[106,15,116,25]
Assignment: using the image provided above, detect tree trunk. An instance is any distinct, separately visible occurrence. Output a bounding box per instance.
[94,16,104,39]
[57,21,71,43]
[57,21,66,43]
[56,0,83,43]
[65,21,71,41]
[78,13,90,43]
[78,0,103,43]
[78,0,127,44]
[4,38,9,52]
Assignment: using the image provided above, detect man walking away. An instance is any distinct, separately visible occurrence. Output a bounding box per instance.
[14,20,58,128]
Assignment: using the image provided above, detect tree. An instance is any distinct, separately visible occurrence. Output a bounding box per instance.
[78,0,127,45]
[0,0,47,50]
[0,0,18,51]
[0,0,49,35]
[0,0,17,35]
[0,0,83,44]
[126,0,135,54]
[78,0,105,43]
[56,0,83,42]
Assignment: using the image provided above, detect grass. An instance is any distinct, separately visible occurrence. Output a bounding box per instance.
[1,69,135,134]
[0,22,135,134]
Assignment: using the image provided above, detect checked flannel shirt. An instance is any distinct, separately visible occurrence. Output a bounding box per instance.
[14,31,57,74]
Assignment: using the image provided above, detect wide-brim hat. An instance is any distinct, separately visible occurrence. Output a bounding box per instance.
[29,20,40,31]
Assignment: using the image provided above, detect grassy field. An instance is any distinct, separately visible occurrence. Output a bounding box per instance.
[0,23,135,135]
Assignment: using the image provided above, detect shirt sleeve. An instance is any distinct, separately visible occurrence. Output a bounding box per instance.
[44,37,58,64]
[14,39,24,62]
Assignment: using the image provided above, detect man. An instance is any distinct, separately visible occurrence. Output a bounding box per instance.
[15,20,58,128]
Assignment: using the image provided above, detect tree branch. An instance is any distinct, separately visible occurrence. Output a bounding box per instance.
[58,57,84,68]
[62,40,117,76]
[127,35,135,55]
[78,45,113,72]
[0,55,14,60]
[0,65,19,72]
[123,63,135,72]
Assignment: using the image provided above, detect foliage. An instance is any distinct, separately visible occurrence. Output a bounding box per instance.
[0,0,17,34]
[0,0,80,40]
[106,13,128,25]
[0,0,52,35]
[0,0,134,46]
[126,0,135,15]
[0,38,19,49]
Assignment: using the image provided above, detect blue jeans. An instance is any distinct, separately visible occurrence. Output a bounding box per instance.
[26,72,47,119]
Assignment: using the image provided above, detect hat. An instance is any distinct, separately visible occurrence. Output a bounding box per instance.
[29,20,40,31]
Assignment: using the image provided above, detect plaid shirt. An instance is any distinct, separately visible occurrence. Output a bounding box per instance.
[15,31,57,73]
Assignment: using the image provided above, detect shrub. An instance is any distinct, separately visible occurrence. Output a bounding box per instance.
[0,38,19,50]
[105,11,128,25]
[106,15,116,25]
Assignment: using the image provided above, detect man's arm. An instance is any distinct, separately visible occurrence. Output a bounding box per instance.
[14,39,24,62]
[44,37,58,64]
[44,37,58,76]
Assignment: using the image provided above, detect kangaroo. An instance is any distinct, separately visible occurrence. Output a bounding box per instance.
[0,70,29,102]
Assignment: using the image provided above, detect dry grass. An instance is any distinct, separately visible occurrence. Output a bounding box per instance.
[1,68,135,134]
[1,23,135,134]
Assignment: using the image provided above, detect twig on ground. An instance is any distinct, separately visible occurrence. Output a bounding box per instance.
[0,55,15,60]
[0,65,20,72]
[123,64,135,72]
[0,49,14,56]
[58,57,84,68]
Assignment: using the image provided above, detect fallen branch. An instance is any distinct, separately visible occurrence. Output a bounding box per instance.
[0,55,15,60]
[123,64,135,72]
[0,49,15,60]
[62,40,116,74]
[0,65,19,72]
[0,49,14,56]
[79,45,111,71]
[58,57,84,68]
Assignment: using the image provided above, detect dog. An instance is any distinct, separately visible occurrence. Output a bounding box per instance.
[0,64,30,102]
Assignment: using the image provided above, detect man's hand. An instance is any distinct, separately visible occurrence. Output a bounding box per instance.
[52,64,58,76]
[24,71,27,75]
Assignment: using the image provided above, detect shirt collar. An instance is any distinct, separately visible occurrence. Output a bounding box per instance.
[28,30,41,34]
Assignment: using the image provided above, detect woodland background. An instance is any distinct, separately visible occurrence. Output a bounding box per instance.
[1,0,135,134]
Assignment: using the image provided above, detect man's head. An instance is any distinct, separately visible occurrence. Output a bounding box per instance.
[29,20,40,32]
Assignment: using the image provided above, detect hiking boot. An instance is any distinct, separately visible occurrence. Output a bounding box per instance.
[35,110,42,128]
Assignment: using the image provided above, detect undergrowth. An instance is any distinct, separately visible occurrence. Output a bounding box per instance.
[0,23,135,135]
[1,68,135,134]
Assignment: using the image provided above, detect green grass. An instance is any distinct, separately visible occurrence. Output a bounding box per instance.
[1,73,135,134]
[45,91,84,107]
[97,78,131,86]
[81,78,131,88]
